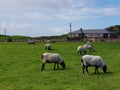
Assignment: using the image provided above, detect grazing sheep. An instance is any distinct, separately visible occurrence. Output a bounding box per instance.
[77,46,87,55]
[44,40,50,43]
[28,40,35,44]
[81,55,107,74]
[41,53,65,71]
[84,44,95,52]
[86,41,91,45]
[45,44,51,50]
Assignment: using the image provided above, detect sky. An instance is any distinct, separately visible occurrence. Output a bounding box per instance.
[0,0,120,37]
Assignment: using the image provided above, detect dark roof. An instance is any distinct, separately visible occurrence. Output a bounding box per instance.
[70,29,115,34]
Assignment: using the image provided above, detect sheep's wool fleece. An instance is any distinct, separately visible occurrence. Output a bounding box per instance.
[82,55,105,67]
[42,53,63,63]
[77,46,86,51]
[45,44,51,47]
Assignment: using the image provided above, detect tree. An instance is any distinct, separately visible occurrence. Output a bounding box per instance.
[106,25,120,35]
[7,37,12,42]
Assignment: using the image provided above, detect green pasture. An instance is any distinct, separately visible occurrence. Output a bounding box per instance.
[0,42,120,90]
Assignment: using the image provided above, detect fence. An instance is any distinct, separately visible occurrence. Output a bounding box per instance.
[88,37,120,42]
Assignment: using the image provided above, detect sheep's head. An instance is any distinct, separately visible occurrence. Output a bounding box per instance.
[60,61,65,69]
[48,46,51,50]
[102,65,107,73]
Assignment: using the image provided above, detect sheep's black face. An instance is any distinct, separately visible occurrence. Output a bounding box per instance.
[48,47,51,50]
[60,61,65,69]
[102,65,107,73]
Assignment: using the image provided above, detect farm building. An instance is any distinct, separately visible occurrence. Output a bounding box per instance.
[68,28,118,41]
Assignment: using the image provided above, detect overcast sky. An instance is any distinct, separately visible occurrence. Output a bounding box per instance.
[0,0,120,37]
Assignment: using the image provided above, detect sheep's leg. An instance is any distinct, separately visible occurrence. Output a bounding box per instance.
[96,66,99,73]
[86,66,89,73]
[95,66,98,74]
[54,63,59,70]
[82,65,85,74]
[95,67,96,74]
[57,64,59,69]
[97,68,99,73]
[54,63,56,70]
[41,63,45,71]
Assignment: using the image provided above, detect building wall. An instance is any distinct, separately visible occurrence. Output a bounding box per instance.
[68,32,118,40]
[85,33,102,38]
[68,33,81,38]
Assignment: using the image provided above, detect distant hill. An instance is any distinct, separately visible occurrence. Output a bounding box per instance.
[0,35,31,41]
[34,34,68,39]
[0,34,68,42]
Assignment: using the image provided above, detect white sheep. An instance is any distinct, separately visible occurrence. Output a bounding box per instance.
[86,41,91,45]
[41,53,65,71]
[84,44,95,52]
[45,44,51,50]
[81,55,107,74]
[28,40,35,44]
[77,46,87,55]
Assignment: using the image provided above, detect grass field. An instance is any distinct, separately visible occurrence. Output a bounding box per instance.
[0,42,120,90]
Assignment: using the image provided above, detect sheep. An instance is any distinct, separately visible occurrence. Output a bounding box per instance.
[77,46,87,55]
[86,41,91,45]
[81,55,107,74]
[45,44,51,50]
[41,53,65,71]
[28,40,35,44]
[84,44,95,52]
[44,40,50,43]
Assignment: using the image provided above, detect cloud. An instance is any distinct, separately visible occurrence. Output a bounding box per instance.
[25,12,51,20]
[0,0,120,37]
[57,2,120,21]
[73,0,98,8]
[0,22,68,37]
[0,12,52,22]
[0,0,72,20]
[97,7,120,16]
[1,0,120,21]
[0,0,72,11]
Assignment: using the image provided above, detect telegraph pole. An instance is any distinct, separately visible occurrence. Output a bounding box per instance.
[70,22,71,33]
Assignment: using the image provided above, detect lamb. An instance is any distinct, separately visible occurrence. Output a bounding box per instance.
[41,53,65,71]
[45,44,51,50]
[77,46,87,55]
[81,55,107,74]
